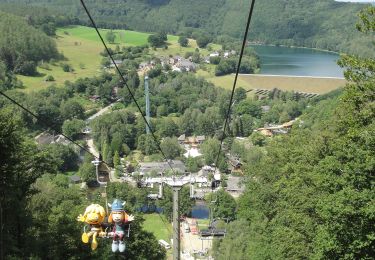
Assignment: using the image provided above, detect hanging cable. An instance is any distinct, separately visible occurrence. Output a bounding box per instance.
[80,0,177,175]
[214,0,257,169]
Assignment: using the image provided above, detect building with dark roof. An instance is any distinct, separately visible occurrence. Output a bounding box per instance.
[139,160,186,175]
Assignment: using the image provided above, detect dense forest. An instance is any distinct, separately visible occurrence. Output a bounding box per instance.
[0,11,59,89]
[0,0,373,56]
[213,7,375,259]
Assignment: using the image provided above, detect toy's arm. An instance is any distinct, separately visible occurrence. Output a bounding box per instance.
[77,214,86,222]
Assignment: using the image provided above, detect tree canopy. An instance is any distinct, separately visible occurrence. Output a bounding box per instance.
[214,8,375,259]
[9,0,374,56]
[0,12,59,76]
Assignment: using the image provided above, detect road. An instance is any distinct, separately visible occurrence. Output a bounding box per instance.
[85,102,121,183]
[86,102,115,122]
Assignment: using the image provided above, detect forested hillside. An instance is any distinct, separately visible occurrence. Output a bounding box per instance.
[213,7,375,259]
[0,11,59,87]
[0,0,373,56]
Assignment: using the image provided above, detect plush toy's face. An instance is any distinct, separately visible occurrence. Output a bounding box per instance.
[86,212,104,225]
[112,211,124,223]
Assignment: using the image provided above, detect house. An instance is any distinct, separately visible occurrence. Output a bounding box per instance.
[69,175,82,184]
[35,131,70,146]
[169,56,182,65]
[138,160,186,175]
[109,59,123,68]
[178,135,206,147]
[226,176,245,194]
[256,119,297,137]
[227,155,242,172]
[178,134,186,145]
[177,60,196,72]
[259,128,273,137]
[201,165,215,175]
[209,52,219,57]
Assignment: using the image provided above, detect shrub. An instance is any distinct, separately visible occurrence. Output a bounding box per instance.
[61,63,73,72]
[45,75,55,82]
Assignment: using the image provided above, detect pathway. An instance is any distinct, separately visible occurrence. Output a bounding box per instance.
[85,102,121,183]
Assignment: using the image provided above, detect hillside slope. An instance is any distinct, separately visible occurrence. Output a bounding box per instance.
[0,0,373,56]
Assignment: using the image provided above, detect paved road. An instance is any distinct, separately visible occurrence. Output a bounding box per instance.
[87,138,99,157]
[86,103,115,122]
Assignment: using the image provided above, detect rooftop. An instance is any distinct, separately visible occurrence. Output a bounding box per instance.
[139,160,186,174]
[226,176,245,192]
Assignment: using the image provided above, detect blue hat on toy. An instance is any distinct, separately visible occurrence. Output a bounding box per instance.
[111,199,125,211]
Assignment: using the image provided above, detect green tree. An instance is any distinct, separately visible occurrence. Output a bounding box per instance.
[178,36,188,47]
[0,12,58,74]
[27,174,87,259]
[208,189,237,221]
[0,109,56,258]
[62,118,85,140]
[196,34,211,48]
[105,30,116,43]
[78,154,96,182]
[42,143,79,172]
[250,131,266,146]
[160,137,182,159]
[113,150,120,167]
[60,99,85,120]
[138,134,159,155]
[186,157,201,173]
[148,32,167,47]
[201,137,226,171]
[209,56,221,64]
[234,87,247,102]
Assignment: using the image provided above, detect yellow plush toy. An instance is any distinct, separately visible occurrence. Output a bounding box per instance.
[77,204,106,250]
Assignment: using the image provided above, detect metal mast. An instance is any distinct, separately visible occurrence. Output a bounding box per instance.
[164,178,191,260]
[144,75,151,134]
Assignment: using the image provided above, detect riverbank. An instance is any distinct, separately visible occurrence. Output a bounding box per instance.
[249,43,340,55]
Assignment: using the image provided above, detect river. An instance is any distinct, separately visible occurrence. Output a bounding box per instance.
[251,45,345,78]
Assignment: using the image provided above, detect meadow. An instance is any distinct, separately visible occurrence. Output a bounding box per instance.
[142,213,172,242]
[199,72,346,94]
[17,25,220,92]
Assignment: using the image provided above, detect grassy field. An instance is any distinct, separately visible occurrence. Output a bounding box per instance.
[200,72,346,94]
[57,26,153,46]
[143,213,172,242]
[18,27,104,92]
[17,25,219,92]
[196,219,210,231]
[239,75,346,94]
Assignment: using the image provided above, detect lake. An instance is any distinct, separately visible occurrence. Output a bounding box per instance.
[191,202,209,219]
[251,45,344,78]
